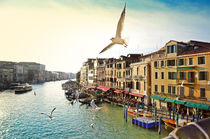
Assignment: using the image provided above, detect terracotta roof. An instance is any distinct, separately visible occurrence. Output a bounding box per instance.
[180,40,210,55]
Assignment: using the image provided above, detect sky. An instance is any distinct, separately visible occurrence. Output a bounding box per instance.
[0,0,210,73]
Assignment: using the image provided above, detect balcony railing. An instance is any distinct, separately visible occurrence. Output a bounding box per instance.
[125,75,132,79]
[132,75,145,80]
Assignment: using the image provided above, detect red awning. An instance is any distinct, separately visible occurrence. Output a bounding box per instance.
[97,86,110,92]
[129,93,144,97]
[114,90,124,93]
[124,91,130,94]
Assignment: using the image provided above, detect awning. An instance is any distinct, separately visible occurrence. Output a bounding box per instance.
[90,86,96,89]
[97,86,110,92]
[185,102,197,108]
[87,86,96,89]
[150,95,165,101]
[129,93,144,98]
[197,104,210,110]
[175,100,186,105]
[124,91,130,94]
[165,98,175,103]
[114,90,124,93]
[177,67,195,71]
[185,102,210,110]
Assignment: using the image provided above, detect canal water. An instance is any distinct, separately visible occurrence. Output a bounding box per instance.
[0,80,169,138]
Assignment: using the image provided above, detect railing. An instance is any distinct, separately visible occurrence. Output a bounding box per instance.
[125,75,132,79]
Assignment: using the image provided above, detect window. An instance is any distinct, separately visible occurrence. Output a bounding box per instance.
[167,45,176,53]
[144,66,146,76]
[198,56,205,64]
[168,86,176,95]
[136,82,140,90]
[168,86,171,94]
[199,71,208,80]
[168,72,177,80]
[155,85,158,92]
[137,67,139,75]
[200,88,206,98]
[189,58,193,65]
[179,72,185,80]
[178,59,185,66]
[172,86,176,95]
[189,87,194,97]
[155,72,158,79]
[161,61,164,67]
[188,72,195,82]
[180,87,184,97]
[167,60,176,66]
[154,61,158,68]
[161,85,164,93]
[161,72,164,79]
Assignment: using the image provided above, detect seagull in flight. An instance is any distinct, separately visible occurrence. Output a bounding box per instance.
[90,123,96,128]
[40,107,56,120]
[99,3,127,54]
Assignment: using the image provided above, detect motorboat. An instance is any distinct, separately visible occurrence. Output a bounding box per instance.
[15,83,32,94]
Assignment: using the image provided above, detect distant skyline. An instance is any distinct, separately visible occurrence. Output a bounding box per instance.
[0,0,210,73]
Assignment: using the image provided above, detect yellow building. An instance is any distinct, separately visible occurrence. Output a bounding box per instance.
[151,40,210,117]
[130,54,152,105]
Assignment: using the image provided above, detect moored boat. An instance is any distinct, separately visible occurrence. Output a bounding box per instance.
[15,83,32,94]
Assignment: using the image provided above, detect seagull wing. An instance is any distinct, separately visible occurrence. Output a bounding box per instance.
[50,107,56,116]
[99,43,115,54]
[115,3,126,38]
[41,113,50,117]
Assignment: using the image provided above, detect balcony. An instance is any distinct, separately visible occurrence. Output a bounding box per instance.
[177,66,196,71]
[132,75,145,80]
[198,97,207,101]
[124,87,130,92]
[177,79,195,85]
[125,75,132,79]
